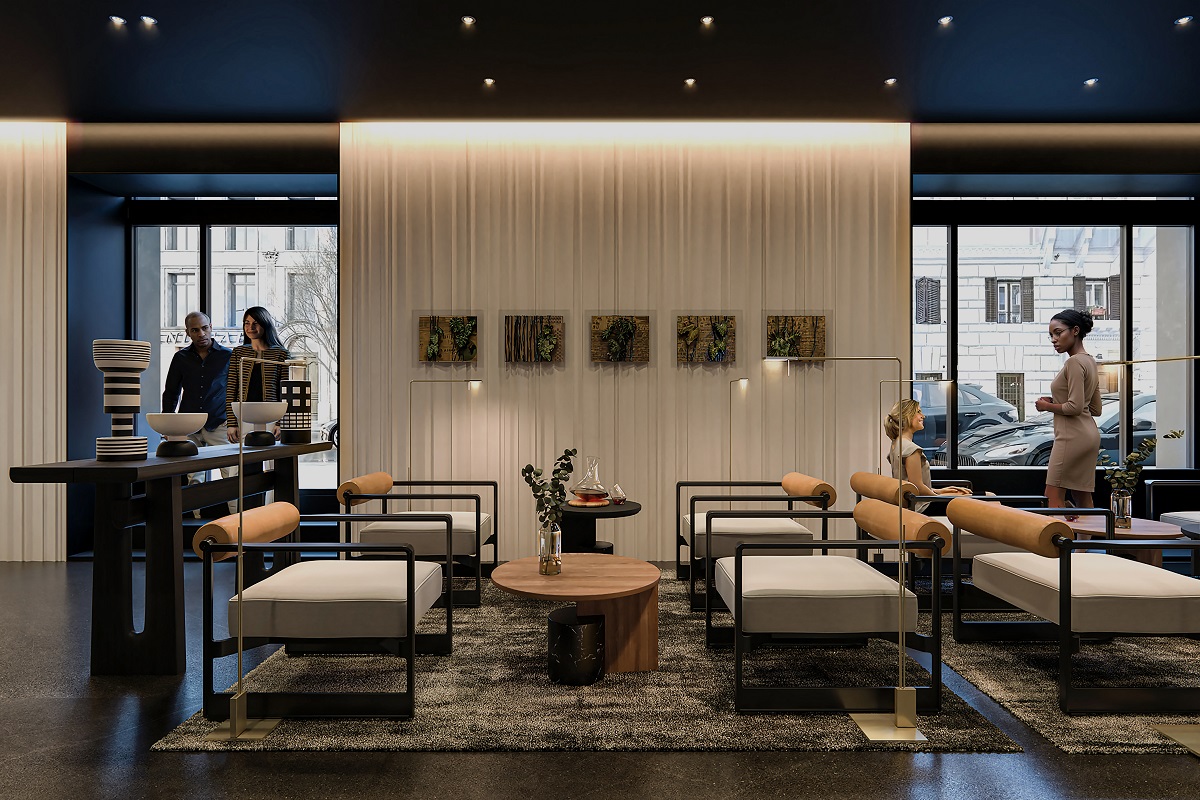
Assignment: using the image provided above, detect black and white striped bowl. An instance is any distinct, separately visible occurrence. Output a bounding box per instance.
[95,436,148,461]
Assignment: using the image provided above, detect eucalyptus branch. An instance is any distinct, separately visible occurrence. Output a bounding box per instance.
[521,448,578,527]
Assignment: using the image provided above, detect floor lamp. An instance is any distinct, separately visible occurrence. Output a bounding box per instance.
[773,353,917,740]
[207,353,301,742]
[728,377,748,483]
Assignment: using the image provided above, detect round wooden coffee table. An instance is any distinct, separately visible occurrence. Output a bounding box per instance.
[1068,516,1184,568]
[491,553,660,673]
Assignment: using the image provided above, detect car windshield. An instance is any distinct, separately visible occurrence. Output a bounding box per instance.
[1096,400,1121,429]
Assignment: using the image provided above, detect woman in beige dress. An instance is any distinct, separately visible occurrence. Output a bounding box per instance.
[1035,309,1103,519]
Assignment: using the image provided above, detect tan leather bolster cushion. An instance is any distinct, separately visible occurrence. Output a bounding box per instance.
[781,472,837,507]
[193,501,301,561]
[850,471,917,506]
[853,497,951,557]
[336,471,394,506]
[946,497,1069,559]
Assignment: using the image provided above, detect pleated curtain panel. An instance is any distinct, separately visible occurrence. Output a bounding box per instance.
[340,121,911,562]
[0,122,67,561]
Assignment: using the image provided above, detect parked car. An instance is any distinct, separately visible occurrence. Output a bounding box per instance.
[321,419,339,448]
[934,394,1157,466]
[910,381,1018,450]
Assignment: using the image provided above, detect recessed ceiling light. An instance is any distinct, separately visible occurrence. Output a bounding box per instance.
[684,78,696,87]
[1176,16,1194,25]
[483,77,495,87]
[140,15,157,25]
[700,16,714,26]
[1083,77,1099,86]
[462,15,476,25]
[938,15,953,25]
[109,15,126,25]
[884,77,898,86]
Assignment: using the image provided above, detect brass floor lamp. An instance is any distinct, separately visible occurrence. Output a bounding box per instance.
[206,353,300,742]
[772,354,918,739]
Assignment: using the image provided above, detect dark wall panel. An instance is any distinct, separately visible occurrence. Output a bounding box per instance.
[66,179,127,555]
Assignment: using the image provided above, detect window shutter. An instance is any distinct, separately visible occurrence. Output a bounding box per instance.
[1073,276,1086,311]
[915,277,941,325]
[1107,275,1121,321]
[1021,277,1035,322]
[985,277,997,322]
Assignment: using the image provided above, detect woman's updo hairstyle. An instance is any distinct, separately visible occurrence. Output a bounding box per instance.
[1050,309,1094,339]
[884,399,923,441]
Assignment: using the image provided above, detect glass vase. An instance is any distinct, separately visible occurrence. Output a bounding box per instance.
[538,522,562,575]
[1110,489,1133,529]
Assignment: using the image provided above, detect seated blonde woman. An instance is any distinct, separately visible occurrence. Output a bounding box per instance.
[885,399,972,513]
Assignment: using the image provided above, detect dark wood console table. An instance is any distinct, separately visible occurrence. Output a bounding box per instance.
[10,441,331,676]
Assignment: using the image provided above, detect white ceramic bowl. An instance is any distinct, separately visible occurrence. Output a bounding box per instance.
[145,412,208,437]
[234,401,288,425]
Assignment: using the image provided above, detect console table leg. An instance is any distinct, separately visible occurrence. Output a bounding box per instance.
[90,484,135,675]
[143,477,186,674]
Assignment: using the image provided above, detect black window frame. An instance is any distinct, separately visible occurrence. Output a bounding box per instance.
[912,199,1200,469]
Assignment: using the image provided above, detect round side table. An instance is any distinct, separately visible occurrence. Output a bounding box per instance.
[558,500,641,554]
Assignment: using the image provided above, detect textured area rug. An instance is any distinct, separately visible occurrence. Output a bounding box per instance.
[942,618,1200,754]
[154,575,1018,753]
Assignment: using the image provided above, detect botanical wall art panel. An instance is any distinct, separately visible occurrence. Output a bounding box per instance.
[676,315,736,364]
[419,315,479,362]
[590,315,650,363]
[505,315,565,363]
[765,315,826,359]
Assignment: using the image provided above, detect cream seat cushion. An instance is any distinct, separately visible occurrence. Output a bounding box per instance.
[713,555,917,635]
[229,560,443,639]
[360,511,493,556]
[1161,511,1200,534]
[684,513,814,558]
[973,552,1200,634]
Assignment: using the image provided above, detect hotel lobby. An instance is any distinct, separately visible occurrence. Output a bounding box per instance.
[4,4,1200,798]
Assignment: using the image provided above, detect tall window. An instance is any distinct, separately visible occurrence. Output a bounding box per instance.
[133,205,339,489]
[166,273,196,328]
[991,279,1026,324]
[913,206,1194,469]
[227,273,256,327]
[285,226,317,250]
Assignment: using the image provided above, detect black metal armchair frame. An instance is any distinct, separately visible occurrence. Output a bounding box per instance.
[688,493,832,612]
[201,513,454,722]
[675,481,791,581]
[341,479,498,608]
[702,509,942,713]
[950,506,1200,714]
[1146,478,1200,575]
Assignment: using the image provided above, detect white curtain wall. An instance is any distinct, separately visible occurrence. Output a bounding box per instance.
[0,122,67,561]
[341,121,911,562]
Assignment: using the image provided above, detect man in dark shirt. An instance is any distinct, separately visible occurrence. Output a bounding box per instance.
[162,311,235,511]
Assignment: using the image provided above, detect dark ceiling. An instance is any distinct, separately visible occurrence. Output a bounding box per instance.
[6,1,1199,123]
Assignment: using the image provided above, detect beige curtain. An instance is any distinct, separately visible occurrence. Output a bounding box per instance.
[0,122,67,561]
[341,122,910,561]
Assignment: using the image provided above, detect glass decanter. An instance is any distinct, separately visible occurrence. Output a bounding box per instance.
[569,455,608,501]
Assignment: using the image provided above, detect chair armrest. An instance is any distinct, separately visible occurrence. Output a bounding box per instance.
[932,479,973,490]
[1145,479,1200,521]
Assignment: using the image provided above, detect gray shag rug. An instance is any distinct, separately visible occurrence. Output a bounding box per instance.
[941,616,1200,754]
[154,574,1018,753]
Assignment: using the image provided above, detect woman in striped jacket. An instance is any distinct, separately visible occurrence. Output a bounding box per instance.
[226,306,290,442]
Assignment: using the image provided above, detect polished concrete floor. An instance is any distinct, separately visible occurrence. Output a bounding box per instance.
[2,561,1198,800]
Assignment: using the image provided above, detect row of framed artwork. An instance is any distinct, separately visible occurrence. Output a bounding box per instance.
[418,314,827,364]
